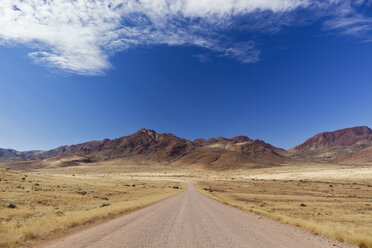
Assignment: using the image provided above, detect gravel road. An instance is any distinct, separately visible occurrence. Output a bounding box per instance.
[42,182,354,248]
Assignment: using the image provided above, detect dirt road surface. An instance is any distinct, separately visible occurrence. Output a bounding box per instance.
[41,182,354,248]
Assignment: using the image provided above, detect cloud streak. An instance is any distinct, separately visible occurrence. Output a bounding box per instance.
[0,0,370,75]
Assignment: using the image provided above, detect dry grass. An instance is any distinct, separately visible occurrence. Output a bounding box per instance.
[0,168,183,248]
[235,164,372,181]
[2,160,371,248]
[195,176,372,248]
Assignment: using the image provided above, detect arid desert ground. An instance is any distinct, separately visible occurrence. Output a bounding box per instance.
[1,162,371,248]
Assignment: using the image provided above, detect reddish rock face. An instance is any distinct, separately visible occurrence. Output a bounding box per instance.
[231,136,253,143]
[288,126,372,164]
[193,137,235,147]
[290,126,372,152]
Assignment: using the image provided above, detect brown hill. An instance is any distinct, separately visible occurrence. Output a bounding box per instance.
[42,129,193,162]
[331,146,372,164]
[11,129,286,169]
[290,126,372,163]
[185,136,288,168]
[193,136,286,157]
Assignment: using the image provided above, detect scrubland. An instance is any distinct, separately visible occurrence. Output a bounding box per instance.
[56,162,372,248]
[1,160,371,248]
[0,168,182,248]
[196,170,372,248]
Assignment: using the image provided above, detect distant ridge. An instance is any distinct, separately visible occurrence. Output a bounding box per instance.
[290,126,372,151]
[2,126,372,169]
[289,126,372,163]
[0,148,20,158]
[0,148,44,159]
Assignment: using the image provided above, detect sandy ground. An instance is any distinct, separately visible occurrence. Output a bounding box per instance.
[239,166,372,180]
[40,182,354,248]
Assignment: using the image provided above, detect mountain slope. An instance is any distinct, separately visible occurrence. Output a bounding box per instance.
[43,129,194,162]
[290,126,372,163]
[191,136,287,165]
[331,146,372,164]
[0,148,20,158]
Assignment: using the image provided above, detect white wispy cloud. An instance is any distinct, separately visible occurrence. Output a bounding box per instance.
[322,0,372,38]
[0,0,370,75]
[324,15,372,36]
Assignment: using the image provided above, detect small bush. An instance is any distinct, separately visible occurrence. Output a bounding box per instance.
[100,203,111,208]
[55,211,64,216]
[300,203,307,207]
[7,203,16,209]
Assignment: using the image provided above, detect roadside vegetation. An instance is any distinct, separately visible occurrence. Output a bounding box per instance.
[196,177,372,248]
[0,168,182,248]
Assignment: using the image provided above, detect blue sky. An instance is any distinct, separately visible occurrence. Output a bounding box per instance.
[0,0,372,151]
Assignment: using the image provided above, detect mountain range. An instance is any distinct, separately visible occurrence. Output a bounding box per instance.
[1,126,372,169]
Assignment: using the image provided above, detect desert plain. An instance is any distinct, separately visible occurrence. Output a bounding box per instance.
[1,161,371,248]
